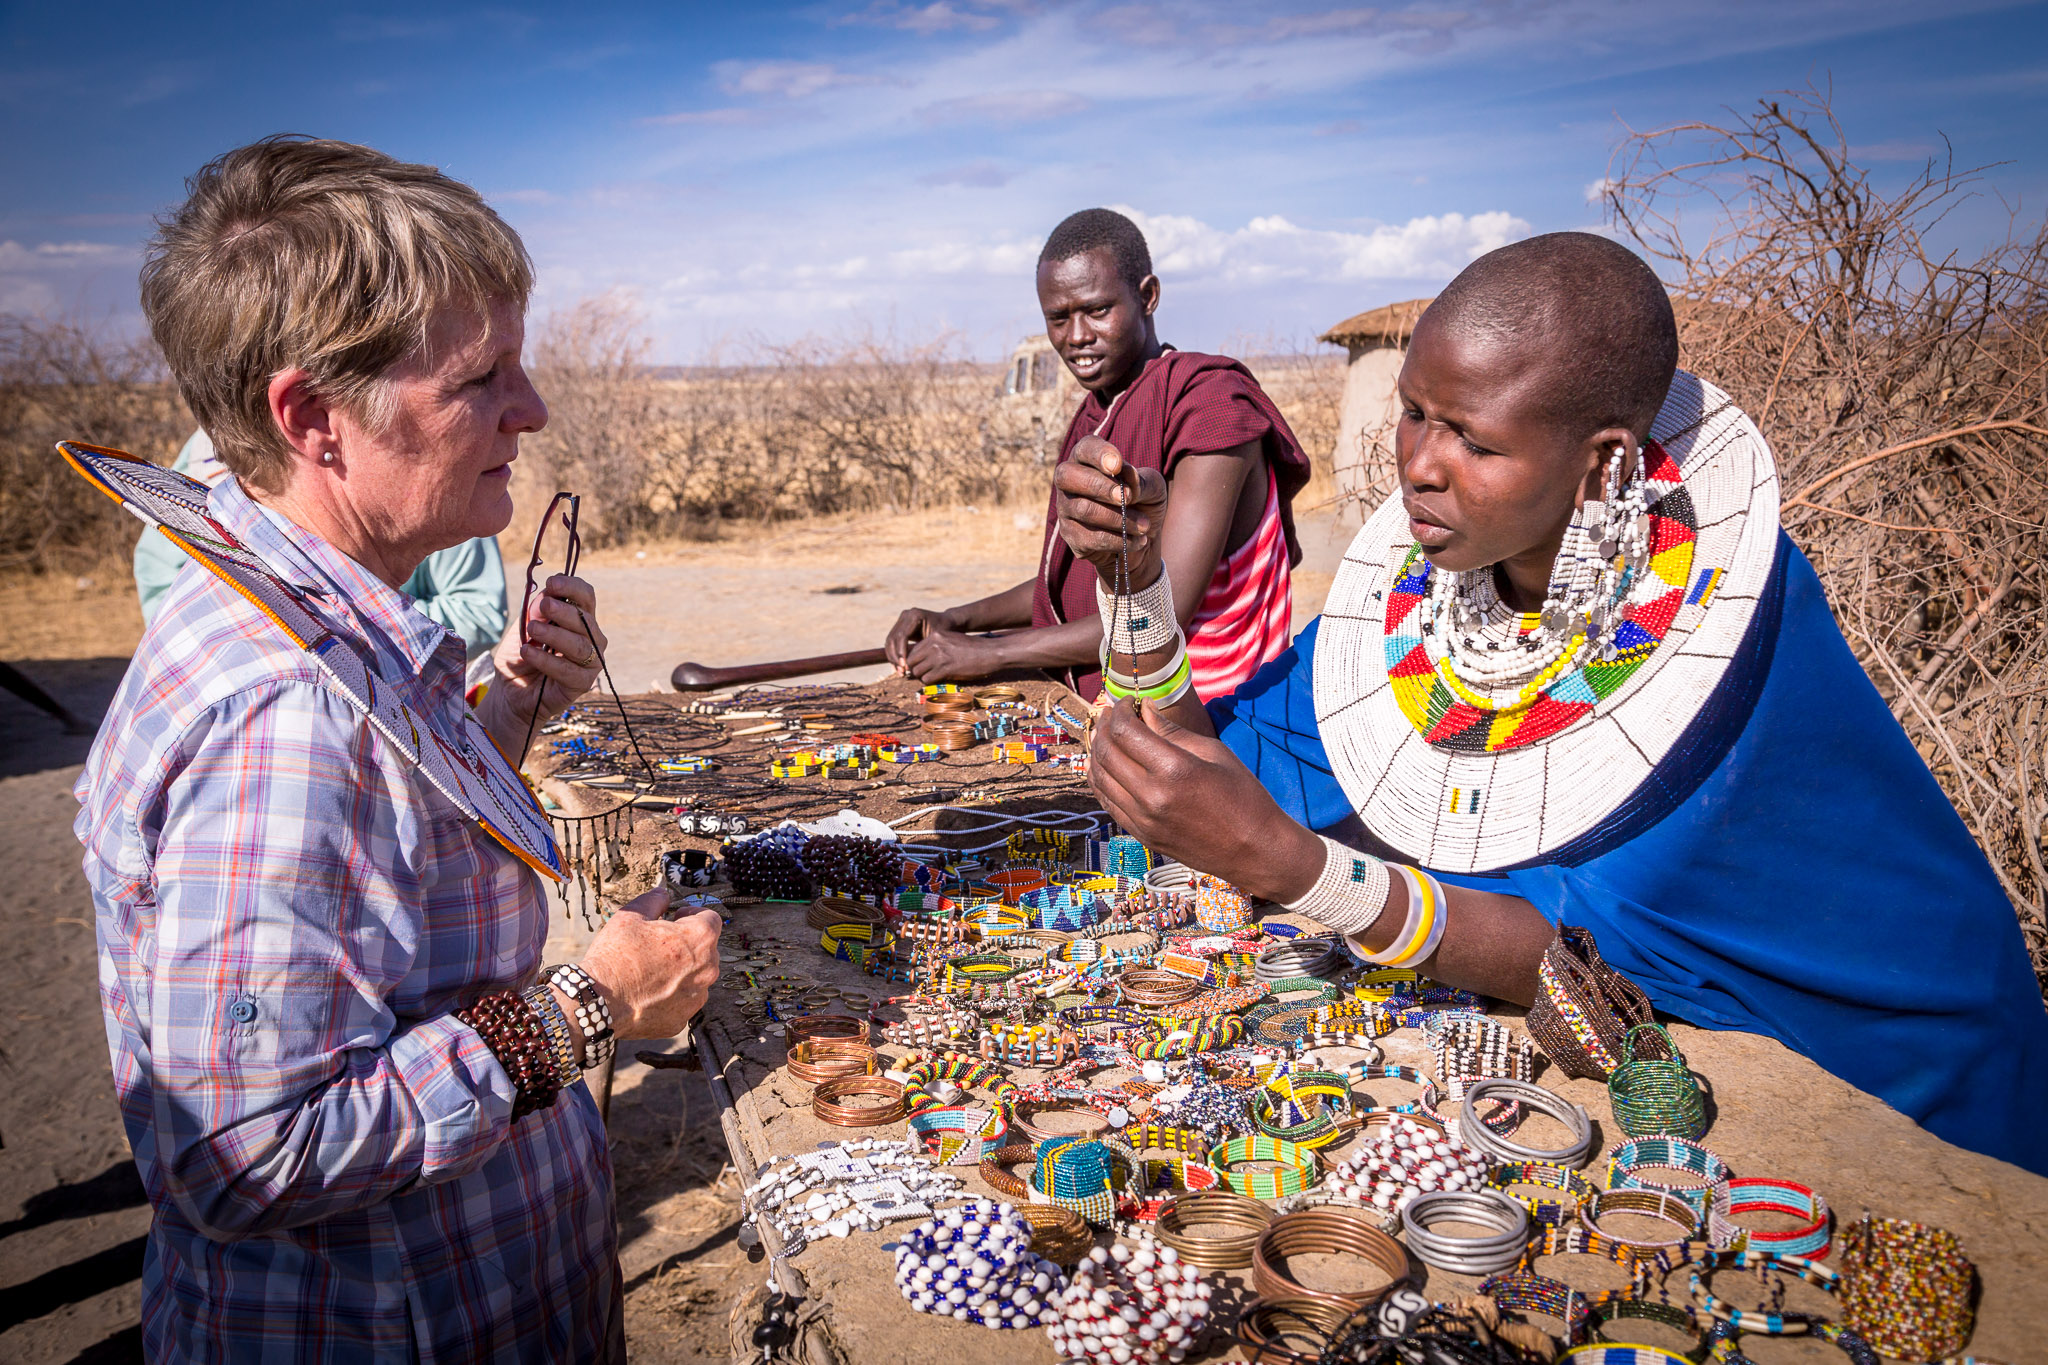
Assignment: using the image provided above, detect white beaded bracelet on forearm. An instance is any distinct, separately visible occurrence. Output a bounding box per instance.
[1095,565,1182,656]
[1281,835,1392,937]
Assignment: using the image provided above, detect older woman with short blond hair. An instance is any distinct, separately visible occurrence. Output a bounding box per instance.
[75,135,719,1361]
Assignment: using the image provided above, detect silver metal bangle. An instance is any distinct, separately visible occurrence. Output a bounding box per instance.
[1398,1190,1532,1275]
[1459,1078,1595,1168]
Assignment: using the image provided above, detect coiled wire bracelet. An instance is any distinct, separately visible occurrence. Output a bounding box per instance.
[1252,1208,1411,1310]
[786,1038,880,1085]
[811,1075,907,1126]
[1399,1189,1533,1276]
[1460,1077,1596,1167]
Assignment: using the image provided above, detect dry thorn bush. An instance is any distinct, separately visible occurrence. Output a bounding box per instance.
[1602,87,2048,991]
[0,317,189,574]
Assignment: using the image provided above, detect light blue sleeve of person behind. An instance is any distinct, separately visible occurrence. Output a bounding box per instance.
[136,431,509,663]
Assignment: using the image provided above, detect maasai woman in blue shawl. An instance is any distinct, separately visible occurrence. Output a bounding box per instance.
[1057,232,2048,1176]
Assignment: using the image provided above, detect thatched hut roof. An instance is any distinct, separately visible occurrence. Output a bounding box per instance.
[1320,298,1433,350]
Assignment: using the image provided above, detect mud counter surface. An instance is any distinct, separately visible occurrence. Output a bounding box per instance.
[538,679,2048,1363]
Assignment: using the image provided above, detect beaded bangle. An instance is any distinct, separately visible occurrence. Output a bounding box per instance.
[1209,1134,1320,1198]
[1558,1347,1694,1364]
[1580,1188,1702,1251]
[1191,876,1254,933]
[1153,984,1265,1021]
[1476,1270,1592,1346]
[906,1104,1009,1164]
[1683,1244,1838,1335]
[1721,1177,1830,1259]
[1312,999,1392,1041]
[1487,1161,1596,1229]
[456,989,562,1119]
[1605,1136,1732,1223]
[1516,1223,1649,1287]
[1836,1215,1977,1362]
[1241,999,1328,1049]
[545,963,615,1071]
[1344,1064,1442,1119]
[899,1051,1018,1117]
[1129,1016,1245,1058]
[1248,1069,1352,1149]
[1031,1135,1136,1225]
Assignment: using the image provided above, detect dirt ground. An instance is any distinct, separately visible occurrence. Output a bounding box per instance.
[0,502,1350,1363]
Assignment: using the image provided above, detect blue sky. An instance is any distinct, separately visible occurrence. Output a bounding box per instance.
[4,1,2046,361]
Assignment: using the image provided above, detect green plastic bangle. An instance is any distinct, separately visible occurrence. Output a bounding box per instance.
[1101,652,1192,703]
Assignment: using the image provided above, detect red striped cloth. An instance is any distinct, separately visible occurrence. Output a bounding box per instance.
[1186,472,1292,700]
[1032,349,1310,700]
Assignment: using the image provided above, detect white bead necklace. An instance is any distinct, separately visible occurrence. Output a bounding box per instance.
[1421,448,1653,704]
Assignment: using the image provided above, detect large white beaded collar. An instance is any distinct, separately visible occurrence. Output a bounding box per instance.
[1312,373,1780,873]
[58,440,563,881]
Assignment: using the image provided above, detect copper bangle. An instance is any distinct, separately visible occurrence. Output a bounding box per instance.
[1252,1208,1413,1309]
[1117,969,1201,1008]
[922,692,978,714]
[811,1075,906,1126]
[979,1142,1036,1200]
[923,720,979,750]
[786,1013,870,1047]
[1233,1298,1357,1365]
[808,897,888,931]
[787,1039,881,1085]
[1153,1190,1276,1271]
[1018,1202,1093,1266]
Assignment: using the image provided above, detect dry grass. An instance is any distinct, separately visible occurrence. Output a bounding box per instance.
[1599,87,2048,989]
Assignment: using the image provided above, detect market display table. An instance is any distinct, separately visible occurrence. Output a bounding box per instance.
[539,679,2048,1363]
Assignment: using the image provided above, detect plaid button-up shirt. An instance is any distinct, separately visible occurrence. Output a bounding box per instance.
[77,476,618,1362]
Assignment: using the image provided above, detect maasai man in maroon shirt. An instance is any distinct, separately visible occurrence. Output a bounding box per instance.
[885,209,1311,700]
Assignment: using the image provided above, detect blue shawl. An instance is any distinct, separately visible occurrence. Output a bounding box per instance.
[1211,532,2048,1175]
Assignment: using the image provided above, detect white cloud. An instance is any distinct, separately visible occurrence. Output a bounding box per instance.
[716,60,881,99]
[0,239,130,269]
[1119,207,1529,283]
[0,240,137,318]
[915,89,1078,125]
[843,1,1006,35]
[1584,177,1618,204]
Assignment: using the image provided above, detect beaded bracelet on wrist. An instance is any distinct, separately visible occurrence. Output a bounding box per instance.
[457,990,562,1119]
[545,963,615,1071]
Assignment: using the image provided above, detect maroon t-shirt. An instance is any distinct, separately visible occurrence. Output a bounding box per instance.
[1030,349,1311,696]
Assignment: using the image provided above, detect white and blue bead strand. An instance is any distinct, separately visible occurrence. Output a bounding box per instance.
[892,1197,1064,1329]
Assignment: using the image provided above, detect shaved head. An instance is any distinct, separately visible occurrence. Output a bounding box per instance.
[1427,232,1677,441]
